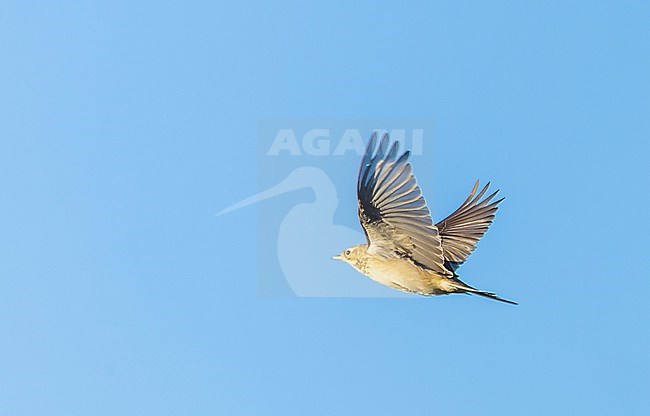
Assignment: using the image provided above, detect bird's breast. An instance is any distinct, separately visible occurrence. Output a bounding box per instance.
[361,256,435,294]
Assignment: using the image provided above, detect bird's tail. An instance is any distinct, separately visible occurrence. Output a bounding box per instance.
[452,280,518,305]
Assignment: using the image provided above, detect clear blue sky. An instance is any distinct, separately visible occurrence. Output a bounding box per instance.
[1,1,649,415]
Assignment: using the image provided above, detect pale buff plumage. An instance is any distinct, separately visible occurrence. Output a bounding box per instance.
[333,133,516,304]
[333,244,460,295]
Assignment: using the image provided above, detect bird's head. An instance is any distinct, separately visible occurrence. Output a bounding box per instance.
[331,244,367,265]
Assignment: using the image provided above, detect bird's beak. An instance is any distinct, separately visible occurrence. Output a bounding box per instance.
[331,255,342,261]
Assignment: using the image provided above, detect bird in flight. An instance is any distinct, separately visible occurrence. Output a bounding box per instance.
[332,133,516,304]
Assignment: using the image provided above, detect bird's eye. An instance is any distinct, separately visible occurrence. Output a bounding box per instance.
[345,250,351,255]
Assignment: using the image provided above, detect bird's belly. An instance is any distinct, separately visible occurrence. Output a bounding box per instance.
[364,258,444,295]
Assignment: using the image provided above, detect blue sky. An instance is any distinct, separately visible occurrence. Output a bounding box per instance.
[1,1,649,415]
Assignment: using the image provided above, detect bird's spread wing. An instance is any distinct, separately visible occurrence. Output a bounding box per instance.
[435,180,504,271]
[357,133,451,277]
